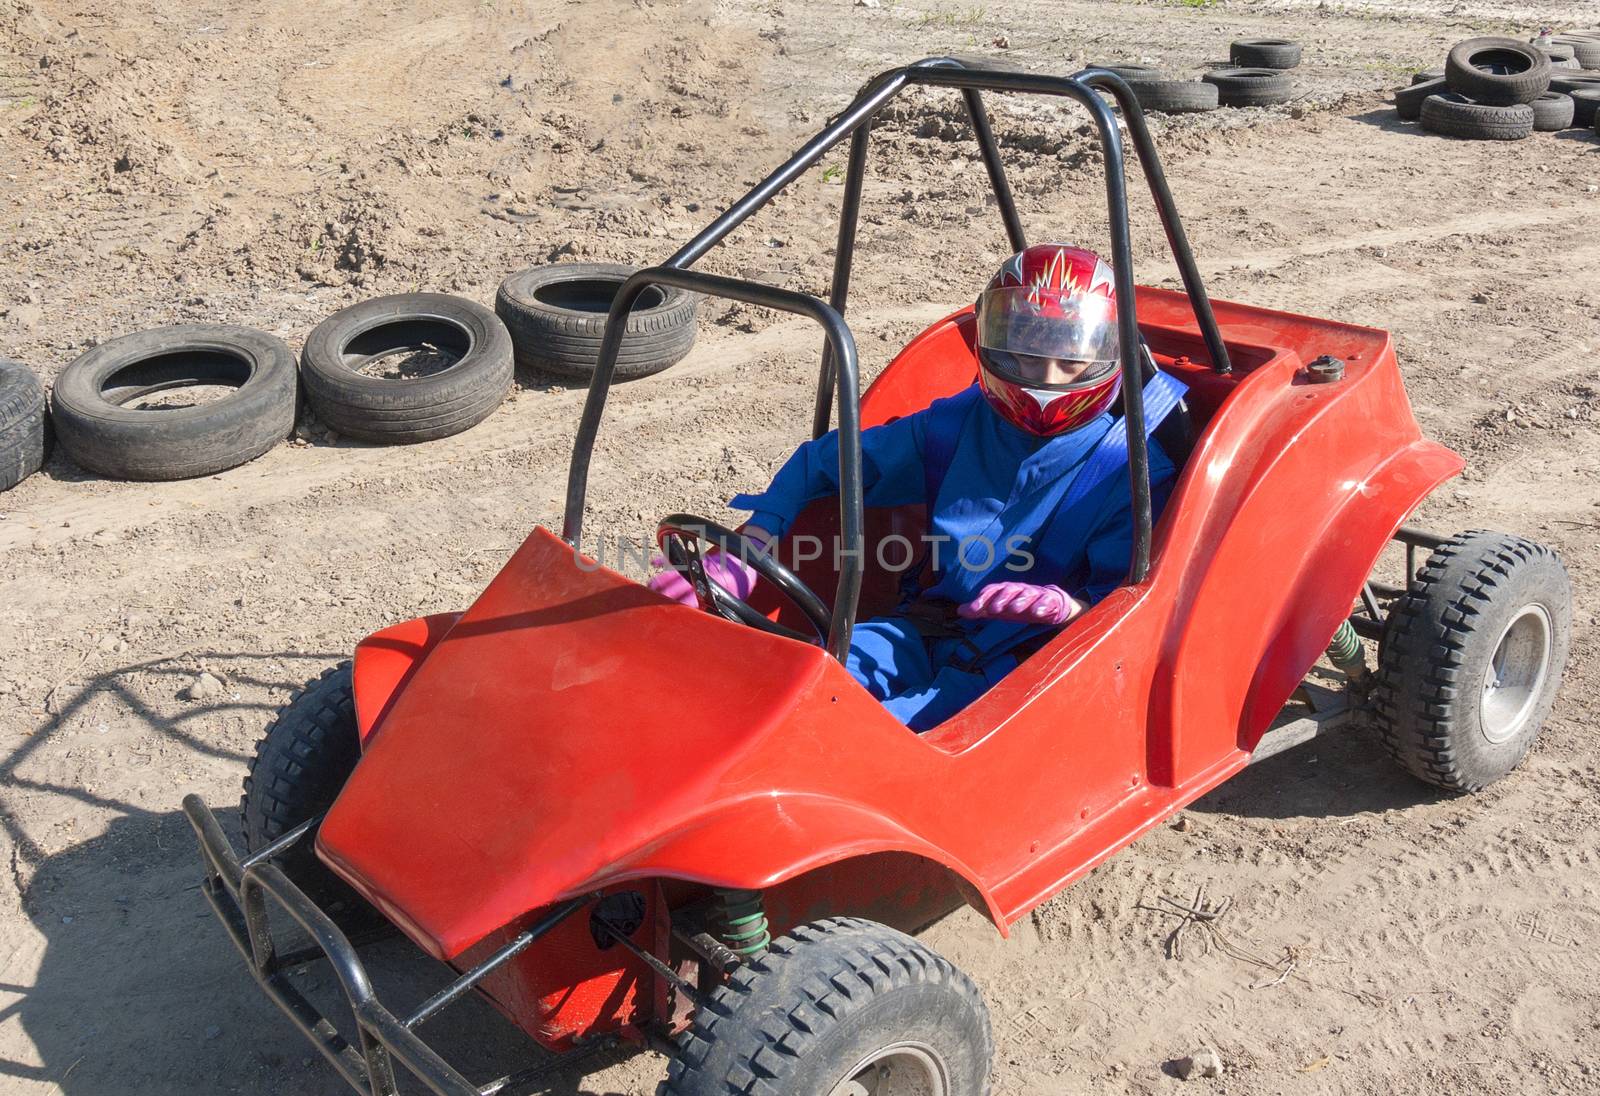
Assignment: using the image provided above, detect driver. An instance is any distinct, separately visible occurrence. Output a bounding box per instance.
[648,244,1184,731]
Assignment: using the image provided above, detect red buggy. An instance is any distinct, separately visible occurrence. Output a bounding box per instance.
[184,58,1571,1096]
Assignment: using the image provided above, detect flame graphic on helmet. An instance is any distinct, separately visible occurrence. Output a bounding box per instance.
[990,245,1115,308]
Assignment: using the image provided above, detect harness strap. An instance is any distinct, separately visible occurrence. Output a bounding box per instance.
[1057,370,1187,518]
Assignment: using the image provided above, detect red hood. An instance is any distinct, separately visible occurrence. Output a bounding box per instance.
[315,527,835,958]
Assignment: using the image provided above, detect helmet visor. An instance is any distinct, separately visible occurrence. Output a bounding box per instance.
[976,286,1120,389]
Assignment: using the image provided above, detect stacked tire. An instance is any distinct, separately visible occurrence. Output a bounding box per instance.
[1543,31,1600,70]
[1203,67,1296,107]
[1392,38,1543,139]
[1100,41,1300,115]
[1102,65,1220,114]
[1397,35,1600,139]
[1229,39,1302,69]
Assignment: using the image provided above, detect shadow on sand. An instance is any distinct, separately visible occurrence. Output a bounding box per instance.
[0,653,647,1096]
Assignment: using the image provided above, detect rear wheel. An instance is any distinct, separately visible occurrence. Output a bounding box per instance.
[1372,531,1571,792]
[663,917,992,1096]
[241,662,377,929]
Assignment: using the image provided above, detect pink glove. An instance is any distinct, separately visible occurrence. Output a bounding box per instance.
[647,533,768,607]
[957,582,1081,625]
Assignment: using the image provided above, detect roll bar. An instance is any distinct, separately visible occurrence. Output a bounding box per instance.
[562,57,1233,660]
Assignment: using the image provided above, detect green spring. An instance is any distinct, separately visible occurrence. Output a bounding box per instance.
[1326,619,1366,677]
[717,888,770,958]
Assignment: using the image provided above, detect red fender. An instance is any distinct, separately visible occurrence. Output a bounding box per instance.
[573,792,1007,933]
[1239,439,1462,744]
[351,612,462,743]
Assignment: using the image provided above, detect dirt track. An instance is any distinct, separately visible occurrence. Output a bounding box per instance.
[2,0,1599,1093]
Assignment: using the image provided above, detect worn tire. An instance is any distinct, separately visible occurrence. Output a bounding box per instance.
[1551,71,1600,95]
[1534,42,1576,65]
[1530,91,1576,130]
[51,325,296,480]
[1420,93,1534,139]
[1570,87,1600,127]
[1411,69,1446,84]
[1445,37,1550,105]
[1128,77,1219,113]
[1395,76,1447,120]
[1230,39,1302,69]
[663,917,993,1096]
[299,293,513,444]
[496,262,699,381]
[1100,64,1164,83]
[1372,532,1571,793]
[1202,67,1294,106]
[0,359,49,492]
[1551,34,1600,68]
[241,662,376,928]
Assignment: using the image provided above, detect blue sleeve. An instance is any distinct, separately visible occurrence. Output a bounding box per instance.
[729,413,928,539]
[1080,439,1178,604]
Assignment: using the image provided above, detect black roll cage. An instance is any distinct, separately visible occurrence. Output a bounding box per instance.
[562,58,1233,663]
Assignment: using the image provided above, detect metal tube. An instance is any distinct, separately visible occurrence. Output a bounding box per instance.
[1360,582,1383,620]
[902,66,1153,578]
[662,56,969,272]
[814,126,872,439]
[239,812,321,871]
[1088,92,1153,580]
[567,60,1243,623]
[404,895,593,1030]
[242,864,383,1008]
[563,267,863,660]
[1394,524,1449,550]
[593,914,705,1005]
[960,87,1026,252]
[184,793,244,892]
[1349,615,1384,641]
[1079,70,1233,375]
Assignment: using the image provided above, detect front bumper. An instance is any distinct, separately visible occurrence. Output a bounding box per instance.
[180,795,587,1096]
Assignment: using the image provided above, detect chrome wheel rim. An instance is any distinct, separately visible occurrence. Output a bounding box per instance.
[1480,603,1552,745]
[828,1042,949,1096]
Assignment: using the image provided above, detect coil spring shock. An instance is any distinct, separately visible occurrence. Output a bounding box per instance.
[1326,619,1367,680]
[716,888,770,958]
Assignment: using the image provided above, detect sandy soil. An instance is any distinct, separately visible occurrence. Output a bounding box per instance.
[1,0,1598,1093]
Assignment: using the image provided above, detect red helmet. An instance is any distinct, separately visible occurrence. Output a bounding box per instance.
[974,244,1123,437]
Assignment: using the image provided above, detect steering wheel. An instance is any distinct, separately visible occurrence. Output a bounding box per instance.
[655,514,833,645]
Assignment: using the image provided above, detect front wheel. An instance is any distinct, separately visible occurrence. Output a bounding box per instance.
[240,661,376,929]
[1372,530,1572,792]
[663,917,992,1096]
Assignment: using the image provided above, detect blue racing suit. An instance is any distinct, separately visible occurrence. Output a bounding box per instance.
[730,378,1182,731]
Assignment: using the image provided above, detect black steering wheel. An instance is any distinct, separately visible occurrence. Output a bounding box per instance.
[655,514,832,644]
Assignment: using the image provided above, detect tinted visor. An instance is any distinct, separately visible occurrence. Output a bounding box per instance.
[976,286,1119,389]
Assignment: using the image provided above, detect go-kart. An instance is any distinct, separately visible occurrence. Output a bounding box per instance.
[182,58,1572,1096]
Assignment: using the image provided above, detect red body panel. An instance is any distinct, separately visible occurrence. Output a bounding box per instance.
[316,286,1461,1050]
[351,613,461,743]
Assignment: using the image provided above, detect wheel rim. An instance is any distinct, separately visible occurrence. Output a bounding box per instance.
[828,1042,949,1096]
[1480,603,1552,745]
